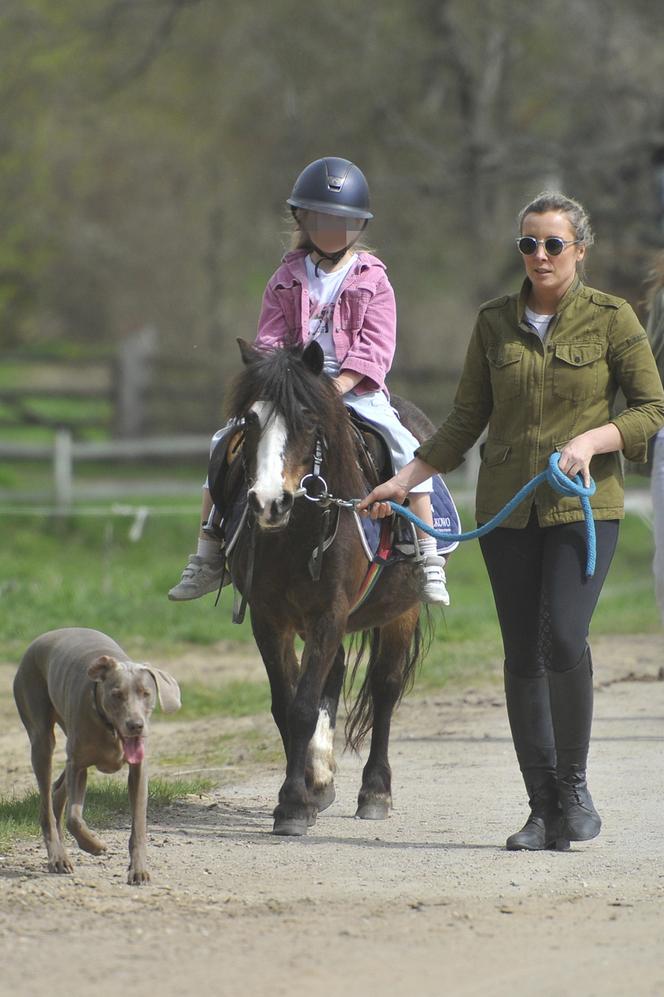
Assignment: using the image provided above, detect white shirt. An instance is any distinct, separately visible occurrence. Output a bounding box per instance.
[524,305,554,342]
[305,254,357,377]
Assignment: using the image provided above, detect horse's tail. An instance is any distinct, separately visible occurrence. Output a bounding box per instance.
[344,608,433,754]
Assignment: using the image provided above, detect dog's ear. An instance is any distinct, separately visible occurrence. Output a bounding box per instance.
[88,655,119,682]
[143,666,181,713]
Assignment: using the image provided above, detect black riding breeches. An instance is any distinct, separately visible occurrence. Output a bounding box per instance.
[479,508,619,676]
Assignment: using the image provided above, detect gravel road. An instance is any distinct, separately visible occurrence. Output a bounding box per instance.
[0,633,662,997]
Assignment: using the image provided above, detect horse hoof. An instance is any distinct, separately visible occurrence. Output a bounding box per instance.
[273,816,309,836]
[355,800,390,820]
[310,783,336,813]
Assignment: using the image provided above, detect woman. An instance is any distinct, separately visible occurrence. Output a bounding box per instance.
[644,253,664,623]
[359,191,664,850]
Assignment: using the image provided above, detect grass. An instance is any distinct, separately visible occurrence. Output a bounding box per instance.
[0,501,658,849]
[0,776,215,852]
[0,503,658,670]
[175,681,271,721]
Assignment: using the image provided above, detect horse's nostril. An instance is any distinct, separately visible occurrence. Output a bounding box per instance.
[248,491,262,515]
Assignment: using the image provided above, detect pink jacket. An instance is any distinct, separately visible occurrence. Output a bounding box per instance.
[254,249,397,394]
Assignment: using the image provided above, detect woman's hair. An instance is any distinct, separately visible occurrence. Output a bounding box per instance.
[517,190,595,248]
[643,250,664,309]
[288,210,374,255]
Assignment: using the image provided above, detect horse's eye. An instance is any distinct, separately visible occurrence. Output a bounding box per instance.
[245,410,259,426]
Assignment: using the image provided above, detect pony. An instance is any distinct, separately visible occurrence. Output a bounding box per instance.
[211,339,435,835]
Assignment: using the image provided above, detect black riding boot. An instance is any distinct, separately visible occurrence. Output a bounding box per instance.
[504,667,569,851]
[548,647,601,842]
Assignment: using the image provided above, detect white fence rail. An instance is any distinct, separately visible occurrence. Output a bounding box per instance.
[0,430,651,526]
[0,430,211,509]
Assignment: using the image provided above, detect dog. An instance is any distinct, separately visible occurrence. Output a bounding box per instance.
[13,627,181,884]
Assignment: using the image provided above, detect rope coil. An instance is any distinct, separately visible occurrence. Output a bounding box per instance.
[388,452,598,577]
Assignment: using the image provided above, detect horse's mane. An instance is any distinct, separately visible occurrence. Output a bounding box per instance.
[226,345,366,496]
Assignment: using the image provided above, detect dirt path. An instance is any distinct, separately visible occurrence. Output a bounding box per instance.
[1,634,663,997]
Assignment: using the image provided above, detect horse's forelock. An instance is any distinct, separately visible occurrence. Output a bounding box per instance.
[226,346,363,493]
[228,346,339,433]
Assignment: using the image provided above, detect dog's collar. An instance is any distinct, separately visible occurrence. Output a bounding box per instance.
[93,683,118,737]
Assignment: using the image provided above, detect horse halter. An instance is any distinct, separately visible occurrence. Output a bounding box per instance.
[299,435,328,502]
[298,434,359,509]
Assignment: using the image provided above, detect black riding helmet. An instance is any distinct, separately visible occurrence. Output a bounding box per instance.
[287,157,373,220]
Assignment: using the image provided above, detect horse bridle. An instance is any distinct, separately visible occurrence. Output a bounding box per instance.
[298,434,359,510]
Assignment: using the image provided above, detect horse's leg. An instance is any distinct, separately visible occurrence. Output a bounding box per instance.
[250,610,298,756]
[273,618,346,836]
[356,606,420,820]
[305,644,345,815]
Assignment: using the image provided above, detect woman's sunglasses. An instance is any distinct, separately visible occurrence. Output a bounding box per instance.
[516,236,581,257]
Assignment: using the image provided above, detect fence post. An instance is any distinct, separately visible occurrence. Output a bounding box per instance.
[54,429,73,511]
[116,326,159,437]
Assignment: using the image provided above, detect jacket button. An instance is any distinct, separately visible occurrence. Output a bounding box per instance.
[574,355,581,362]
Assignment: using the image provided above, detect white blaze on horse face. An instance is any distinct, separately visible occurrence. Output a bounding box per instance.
[250,401,288,511]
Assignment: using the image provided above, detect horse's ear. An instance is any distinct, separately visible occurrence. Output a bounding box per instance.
[302,341,325,377]
[237,338,259,366]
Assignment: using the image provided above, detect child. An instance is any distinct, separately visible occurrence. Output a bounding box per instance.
[168,156,449,604]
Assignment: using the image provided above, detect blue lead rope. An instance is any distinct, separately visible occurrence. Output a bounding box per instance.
[388,452,598,577]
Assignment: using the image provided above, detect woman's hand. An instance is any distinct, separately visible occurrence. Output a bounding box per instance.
[558,424,624,488]
[356,477,409,519]
[357,456,439,518]
[557,437,596,488]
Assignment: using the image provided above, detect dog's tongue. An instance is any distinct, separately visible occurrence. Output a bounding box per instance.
[122,736,145,764]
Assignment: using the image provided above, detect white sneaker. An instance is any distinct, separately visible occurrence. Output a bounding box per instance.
[420,555,450,606]
[168,554,226,601]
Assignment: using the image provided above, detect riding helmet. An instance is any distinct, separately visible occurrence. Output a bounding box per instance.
[287,157,373,219]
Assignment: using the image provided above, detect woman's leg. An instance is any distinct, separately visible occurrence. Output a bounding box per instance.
[652,436,664,624]
[541,518,619,840]
[479,511,566,849]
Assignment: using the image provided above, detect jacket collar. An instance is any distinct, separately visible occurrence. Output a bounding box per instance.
[278,249,386,287]
[517,275,583,326]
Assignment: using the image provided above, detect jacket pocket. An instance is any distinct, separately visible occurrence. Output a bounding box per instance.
[552,342,603,401]
[339,288,372,333]
[480,439,512,466]
[487,342,524,402]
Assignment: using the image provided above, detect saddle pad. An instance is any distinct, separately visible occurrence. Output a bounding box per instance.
[355,473,461,560]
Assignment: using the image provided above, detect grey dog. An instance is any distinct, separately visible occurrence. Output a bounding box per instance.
[14,627,181,884]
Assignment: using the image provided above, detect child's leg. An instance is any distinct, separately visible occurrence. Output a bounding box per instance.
[408,492,434,531]
[407,492,450,607]
[168,486,226,601]
[341,391,449,605]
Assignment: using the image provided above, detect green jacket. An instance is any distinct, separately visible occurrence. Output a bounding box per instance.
[416,278,664,527]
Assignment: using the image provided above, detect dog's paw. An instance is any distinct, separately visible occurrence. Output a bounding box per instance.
[77,834,107,856]
[127,865,151,886]
[48,852,74,875]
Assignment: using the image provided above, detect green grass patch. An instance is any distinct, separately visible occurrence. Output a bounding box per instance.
[0,510,254,656]
[0,505,658,693]
[0,776,215,852]
[175,680,270,720]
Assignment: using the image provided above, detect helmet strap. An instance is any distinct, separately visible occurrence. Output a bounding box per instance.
[305,220,368,276]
